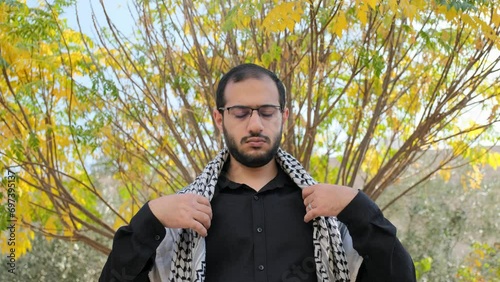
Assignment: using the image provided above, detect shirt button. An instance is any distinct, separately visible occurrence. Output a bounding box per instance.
[256,227,263,233]
[253,195,259,200]
[258,265,264,271]
[154,235,161,241]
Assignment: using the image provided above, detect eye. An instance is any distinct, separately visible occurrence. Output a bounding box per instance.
[230,107,252,118]
[259,106,278,117]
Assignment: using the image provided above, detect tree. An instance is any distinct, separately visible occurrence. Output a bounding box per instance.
[0,234,104,281]
[1,0,499,257]
[0,0,113,256]
[457,242,500,281]
[378,147,500,280]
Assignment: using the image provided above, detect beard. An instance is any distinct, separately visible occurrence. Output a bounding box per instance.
[223,125,282,168]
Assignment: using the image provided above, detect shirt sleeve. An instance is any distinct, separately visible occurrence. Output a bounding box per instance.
[337,191,416,282]
[99,202,166,282]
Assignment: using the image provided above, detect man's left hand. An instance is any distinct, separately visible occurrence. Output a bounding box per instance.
[302,184,358,222]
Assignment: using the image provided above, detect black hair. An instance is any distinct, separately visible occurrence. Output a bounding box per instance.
[215,63,286,110]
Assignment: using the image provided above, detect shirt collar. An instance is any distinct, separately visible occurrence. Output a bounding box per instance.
[217,160,291,192]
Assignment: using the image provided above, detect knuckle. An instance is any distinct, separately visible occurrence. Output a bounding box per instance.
[181,210,193,221]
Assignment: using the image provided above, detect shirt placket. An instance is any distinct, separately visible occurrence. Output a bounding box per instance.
[252,193,267,281]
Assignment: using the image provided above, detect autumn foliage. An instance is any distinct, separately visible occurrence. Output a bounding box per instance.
[1,0,499,261]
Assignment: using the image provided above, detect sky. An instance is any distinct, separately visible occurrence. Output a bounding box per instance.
[64,0,134,39]
[26,0,134,39]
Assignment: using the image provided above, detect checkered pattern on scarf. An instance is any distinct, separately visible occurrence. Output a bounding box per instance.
[162,148,350,281]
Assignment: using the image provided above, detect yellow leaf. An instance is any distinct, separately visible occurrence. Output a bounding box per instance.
[44,216,58,242]
[487,152,500,170]
[332,13,347,37]
[45,216,57,233]
[1,228,34,257]
[262,2,303,34]
[412,0,425,10]
[366,0,377,9]
[239,9,251,27]
[492,11,500,25]
[460,175,468,191]
[474,259,482,268]
[362,148,382,178]
[388,0,398,11]
[183,23,190,35]
[461,14,476,27]
[113,217,127,231]
[474,249,485,259]
[439,169,451,182]
[113,199,134,230]
[61,214,72,226]
[445,7,458,21]
[63,229,73,237]
[357,2,369,24]
[16,229,34,256]
[466,165,483,190]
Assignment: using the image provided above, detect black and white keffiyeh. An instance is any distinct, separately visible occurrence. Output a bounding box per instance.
[149,148,352,281]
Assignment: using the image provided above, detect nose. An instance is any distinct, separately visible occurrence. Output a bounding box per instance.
[247,109,264,133]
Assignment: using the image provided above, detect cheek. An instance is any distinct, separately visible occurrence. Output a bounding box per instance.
[223,123,243,140]
[269,119,284,132]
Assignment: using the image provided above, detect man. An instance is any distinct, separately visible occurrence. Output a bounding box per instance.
[100,63,416,281]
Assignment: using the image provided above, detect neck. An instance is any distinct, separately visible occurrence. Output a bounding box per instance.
[226,156,278,192]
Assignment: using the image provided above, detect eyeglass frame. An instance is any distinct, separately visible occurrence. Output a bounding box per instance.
[218,104,284,120]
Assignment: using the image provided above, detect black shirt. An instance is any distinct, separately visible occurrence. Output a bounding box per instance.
[205,166,316,282]
[99,167,416,282]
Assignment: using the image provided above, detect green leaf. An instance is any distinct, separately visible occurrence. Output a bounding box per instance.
[28,132,40,150]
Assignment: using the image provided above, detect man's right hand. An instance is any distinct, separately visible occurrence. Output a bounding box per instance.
[148,194,212,237]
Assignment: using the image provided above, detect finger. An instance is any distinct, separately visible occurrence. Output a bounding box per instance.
[192,210,212,230]
[303,194,314,208]
[196,204,212,220]
[195,195,211,207]
[302,186,315,199]
[307,202,314,212]
[189,219,208,237]
[197,202,213,220]
[304,209,317,223]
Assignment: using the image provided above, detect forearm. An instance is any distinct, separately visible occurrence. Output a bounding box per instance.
[338,192,416,282]
[100,203,166,282]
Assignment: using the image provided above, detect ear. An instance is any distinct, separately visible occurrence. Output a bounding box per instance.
[282,107,289,126]
[213,108,223,131]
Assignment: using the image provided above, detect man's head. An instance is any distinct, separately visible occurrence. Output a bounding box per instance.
[215,64,286,110]
[214,64,289,168]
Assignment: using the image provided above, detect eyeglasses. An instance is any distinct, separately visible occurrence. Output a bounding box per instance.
[219,105,283,120]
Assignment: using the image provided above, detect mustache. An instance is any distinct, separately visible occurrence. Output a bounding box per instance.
[241,134,271,144]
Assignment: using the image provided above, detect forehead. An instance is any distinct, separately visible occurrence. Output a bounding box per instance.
[224,76,280,106]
